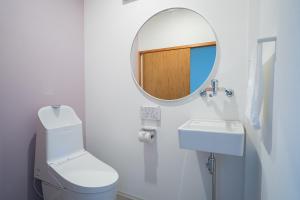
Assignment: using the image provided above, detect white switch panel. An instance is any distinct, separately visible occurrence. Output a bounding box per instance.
[140,106,161,121]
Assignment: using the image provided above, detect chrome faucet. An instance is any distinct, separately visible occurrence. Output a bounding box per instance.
[211,79,218,96]
[199,79,234,98]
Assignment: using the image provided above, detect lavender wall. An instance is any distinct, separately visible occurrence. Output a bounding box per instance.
[0,0,84,199]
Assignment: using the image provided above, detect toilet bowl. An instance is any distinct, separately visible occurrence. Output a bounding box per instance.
[34,105,118,200]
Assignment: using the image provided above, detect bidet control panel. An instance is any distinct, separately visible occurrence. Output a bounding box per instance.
[140,106,161,121]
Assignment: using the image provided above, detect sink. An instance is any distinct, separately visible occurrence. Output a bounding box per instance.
[178,119,245,156]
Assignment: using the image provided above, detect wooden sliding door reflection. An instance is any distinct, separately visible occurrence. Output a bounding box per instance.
[140,48,190,100]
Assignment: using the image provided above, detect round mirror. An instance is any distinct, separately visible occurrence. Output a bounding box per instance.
[131,8,217,100]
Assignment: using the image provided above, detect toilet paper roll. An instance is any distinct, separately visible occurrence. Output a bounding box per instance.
[138,130,155,143]
[144,132,154,143]
[138,131,147,142]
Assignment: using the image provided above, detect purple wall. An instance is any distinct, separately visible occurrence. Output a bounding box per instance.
[0,0,84,199]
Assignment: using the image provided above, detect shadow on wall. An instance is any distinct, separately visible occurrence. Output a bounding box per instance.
[261,53,276,154]
[196,152,211,199]
[122,0,138,5]
[176,151,211,200]
[202,95,240,120]
[144,137,158,184]
[28,134,43,200]
[244,125,263,200]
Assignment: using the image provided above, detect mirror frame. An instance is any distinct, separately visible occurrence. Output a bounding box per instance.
[130,7,220,102]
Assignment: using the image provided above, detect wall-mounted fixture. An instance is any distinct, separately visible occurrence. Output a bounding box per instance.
[178,119,245,200]
[139,106,160,144]
[130,8,218,101]
[246,36,277,129]
[140,106,161,121]
[200,79,234,97]
[138,127,156,143]
[34,106,119,200]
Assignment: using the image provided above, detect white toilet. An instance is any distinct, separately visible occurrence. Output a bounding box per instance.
[34,105,119,200]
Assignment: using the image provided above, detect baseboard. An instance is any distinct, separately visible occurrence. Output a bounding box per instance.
[117,191,144,200]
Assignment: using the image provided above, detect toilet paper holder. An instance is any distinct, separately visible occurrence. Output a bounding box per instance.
[141,126,157,132]
[138,126,157,143]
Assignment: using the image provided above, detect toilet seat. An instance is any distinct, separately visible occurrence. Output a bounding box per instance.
[49,151,119,194]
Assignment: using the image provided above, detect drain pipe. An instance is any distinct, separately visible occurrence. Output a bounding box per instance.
[206,153,216,200]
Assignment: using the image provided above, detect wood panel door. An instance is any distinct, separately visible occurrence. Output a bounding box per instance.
[140,48,190,100]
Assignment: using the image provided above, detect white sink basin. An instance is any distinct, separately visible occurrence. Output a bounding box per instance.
[178,119,245,156]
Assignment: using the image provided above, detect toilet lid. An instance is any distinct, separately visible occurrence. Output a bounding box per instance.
[49,151,119,193]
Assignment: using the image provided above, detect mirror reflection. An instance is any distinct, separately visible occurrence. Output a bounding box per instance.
[131,8,217,100]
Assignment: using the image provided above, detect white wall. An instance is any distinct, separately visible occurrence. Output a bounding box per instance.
[137,8,215,51]
[84,0,248,200]
[244,0,300,199]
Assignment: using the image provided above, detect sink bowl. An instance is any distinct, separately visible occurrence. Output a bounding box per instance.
[178,119,245,156]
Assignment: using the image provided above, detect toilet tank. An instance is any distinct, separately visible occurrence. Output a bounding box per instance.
[37,105,84,163]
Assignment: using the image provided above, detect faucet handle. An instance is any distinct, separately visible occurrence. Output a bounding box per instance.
[225,89,234,97]
[200,89,207,97]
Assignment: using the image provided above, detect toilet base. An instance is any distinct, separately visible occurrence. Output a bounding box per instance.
[42,182,117,200]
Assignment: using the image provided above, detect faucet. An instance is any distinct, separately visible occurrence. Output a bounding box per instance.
[199,79,234,98]
[211,79,218,96]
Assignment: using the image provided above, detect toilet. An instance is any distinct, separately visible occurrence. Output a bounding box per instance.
[34,105,119,200]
